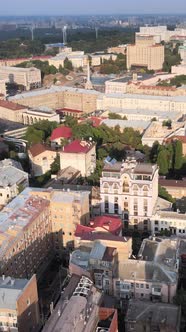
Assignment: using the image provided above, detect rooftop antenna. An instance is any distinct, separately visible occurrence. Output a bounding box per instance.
[63,25,67,45]
[95,27,98,39]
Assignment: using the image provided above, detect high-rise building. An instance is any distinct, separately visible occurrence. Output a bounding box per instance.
[127,36,164,71]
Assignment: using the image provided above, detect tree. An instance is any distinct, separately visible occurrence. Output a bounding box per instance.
[174,140,183,171]
[157,148,169,175]
[25,127,44,146]
[158,185,175,203]
[64,57,73,71]
[50,154,60,174]
[108,112,122,120]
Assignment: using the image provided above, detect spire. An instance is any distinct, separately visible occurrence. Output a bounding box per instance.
[85,60,93,90]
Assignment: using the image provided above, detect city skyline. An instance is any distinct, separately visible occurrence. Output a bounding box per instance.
[1,0,186,16]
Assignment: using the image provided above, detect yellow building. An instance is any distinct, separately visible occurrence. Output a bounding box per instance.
[0,66,41,90]
[9,86,101,114]
[0,188,90,277]
[28,143,57,177]
[0,99,28,122]
[127,36,164,71]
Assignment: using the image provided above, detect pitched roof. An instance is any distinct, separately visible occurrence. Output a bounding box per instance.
[0,99,26,111]
[62,140,94,154]
[50,126,72,141]
[29,143,55,158]
[165,135,186,144]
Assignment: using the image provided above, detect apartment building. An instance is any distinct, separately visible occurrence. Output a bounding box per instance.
[0,189,52,278]
[74,226,132,261]
[0,275,40,332]
[0,187,90,277]
[150,211,186,236]
[0,159,28,207]
[28,143,57,177]
[9,86,101,114]
[100,158,159,230]
[125,300,181,332]
[60,140,96,177]
[127,36,164,71]
[42,274,109,332]
[114,237,179,304]
[90,53,117,67]
[0,66,41,91]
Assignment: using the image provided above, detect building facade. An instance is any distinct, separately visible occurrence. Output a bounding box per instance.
[0,159,29,207]
[100,158,159,230]
[127,36,164,71]
[28,143,57,177]
[0,66,41,91]
[60,140,96,177]
[0,275,40,332]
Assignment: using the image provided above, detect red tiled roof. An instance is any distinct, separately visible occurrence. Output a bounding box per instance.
[29,143,54,158]
[89,117,104,128]
[50,126,72,141]
[90,215,122,235]
[0,100,26,110]
[62,140,94,154]
[166,135,186,144]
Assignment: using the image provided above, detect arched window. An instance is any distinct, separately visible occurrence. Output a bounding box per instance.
[103,182,109,193]
[123,177,129,193]
[113,183,119,194]
[143,186,149,197]
[133,184,139,196]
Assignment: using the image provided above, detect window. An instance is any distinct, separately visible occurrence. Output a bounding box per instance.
[146,284,149,289]
[27,298,30,306]
[140,284,144,288]
[141,293,144,297]
[133,185,138,195]
[131,283,134,288]
[155,227,158,232]
[155,220,159,225]
[136,283,139,288]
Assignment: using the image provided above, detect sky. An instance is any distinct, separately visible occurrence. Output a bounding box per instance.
[1,0,186,16]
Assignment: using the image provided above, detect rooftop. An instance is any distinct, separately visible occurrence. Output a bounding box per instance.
[0,99,26,111]
[0,159,28,188]
[29,143,55,158]
[42,274,102,332]
[90,215,122,235]
[50,126,72,141]
[9,86,101,101]
[0,188,50,258]
[0,66,40,72]
[62,140,94,154]
[102,119,151,130]
[126,300,180,329]
[159,178,186,188]
[0,276,30,310]
[118,259,177,283]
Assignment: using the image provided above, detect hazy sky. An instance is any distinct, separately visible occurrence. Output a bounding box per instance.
[1,0,186,15]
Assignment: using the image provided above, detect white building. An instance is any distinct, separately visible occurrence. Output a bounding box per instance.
[0,159,29,207]
[100,158,159,230]
[150,211,186,236]
[60,140,96,177]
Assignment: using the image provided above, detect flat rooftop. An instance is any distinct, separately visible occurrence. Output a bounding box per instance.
[0,276,30,310]
[9,85,101,101]
[110,73,153,83]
